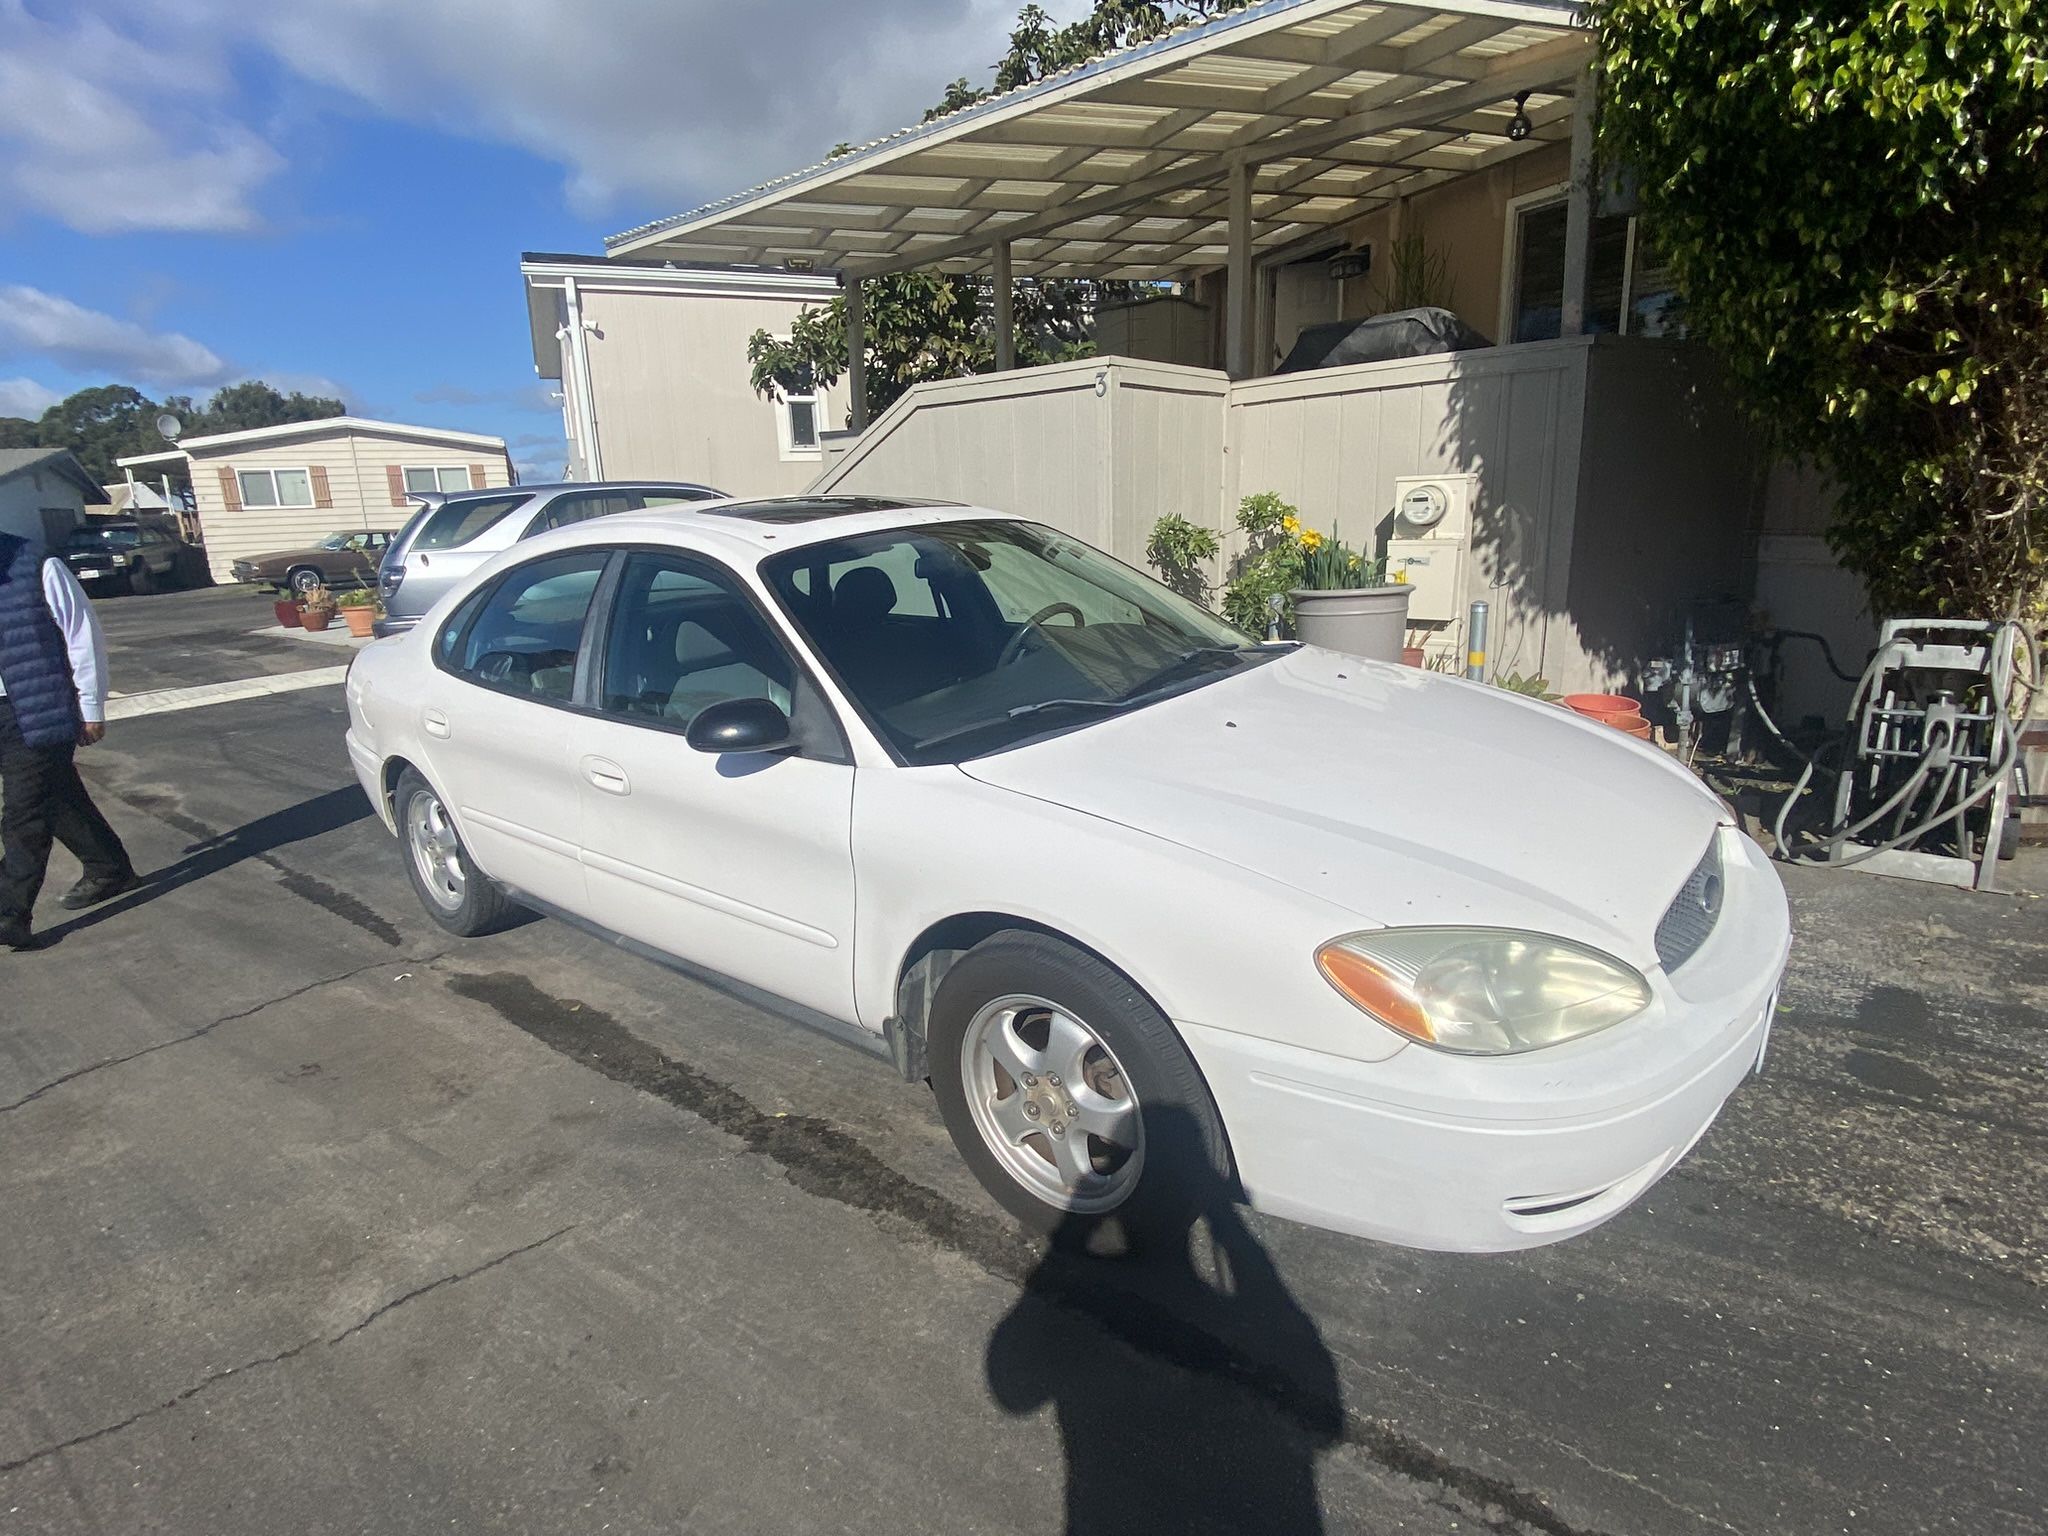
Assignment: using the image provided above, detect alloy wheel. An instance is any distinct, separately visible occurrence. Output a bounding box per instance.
[406,790,466,912]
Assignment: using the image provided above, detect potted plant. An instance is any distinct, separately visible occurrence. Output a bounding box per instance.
[298,583,337,632]
[336,585,380,638]
[272,594,302,629]
[1218,493,1411,663]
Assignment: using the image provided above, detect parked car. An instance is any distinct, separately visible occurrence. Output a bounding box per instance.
[346,496,1791,1252]
[372,480,726,637]
[61,516,190,595]
[230,530,395,595]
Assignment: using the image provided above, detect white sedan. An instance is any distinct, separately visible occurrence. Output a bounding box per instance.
[345,496,1790,1252]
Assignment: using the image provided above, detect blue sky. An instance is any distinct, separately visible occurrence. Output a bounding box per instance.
[0,0,1086,479]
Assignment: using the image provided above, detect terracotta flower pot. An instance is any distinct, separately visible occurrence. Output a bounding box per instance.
[1602,711,1648,733]
[340,606,376,637]
[300,607,335,633]
[1561,692,1641,722]
[273,599,302,629]
[1400,645,1427,668]
[1623,719,1655,741]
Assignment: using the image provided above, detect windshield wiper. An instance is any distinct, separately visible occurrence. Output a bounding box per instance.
[1119,644,1267,702]
[1006,696,1134,721]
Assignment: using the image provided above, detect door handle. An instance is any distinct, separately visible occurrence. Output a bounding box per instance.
[582,756,631,795]
[423,708,451,739]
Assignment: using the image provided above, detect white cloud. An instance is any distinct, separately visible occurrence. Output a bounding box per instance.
[0,1,282,235]
[0,375,59,418]
[0,285,236,390]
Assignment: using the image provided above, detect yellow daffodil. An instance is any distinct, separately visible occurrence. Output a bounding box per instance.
[1281,514,1300,535]
[1299,528,1324,551]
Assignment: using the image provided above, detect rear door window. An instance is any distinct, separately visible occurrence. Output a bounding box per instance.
[529,492,635,535]
[413,494,529,551]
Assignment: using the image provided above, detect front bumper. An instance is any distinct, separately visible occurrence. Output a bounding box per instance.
[1183,828,1791,1252]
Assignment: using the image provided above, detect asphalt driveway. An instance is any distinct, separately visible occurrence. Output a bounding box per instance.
[1,589,2042,1535]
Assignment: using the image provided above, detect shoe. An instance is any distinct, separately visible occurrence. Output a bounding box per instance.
[0,920,37,951]
[60,871,139,910]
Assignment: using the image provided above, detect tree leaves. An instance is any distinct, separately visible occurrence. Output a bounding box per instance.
[1592,0,2048,619]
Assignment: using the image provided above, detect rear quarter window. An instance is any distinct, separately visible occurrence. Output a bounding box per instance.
[413,494,529,551]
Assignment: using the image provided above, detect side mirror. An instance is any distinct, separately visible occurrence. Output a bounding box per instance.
[685,697,796,755]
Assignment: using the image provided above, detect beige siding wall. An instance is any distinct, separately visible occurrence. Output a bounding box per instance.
[812,358,1227,562]
[1229,339,1588,679]
[190,430,510,580]
[578,287,849,497]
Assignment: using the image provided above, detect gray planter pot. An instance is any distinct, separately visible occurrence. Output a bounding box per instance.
[1290,584,1413,663]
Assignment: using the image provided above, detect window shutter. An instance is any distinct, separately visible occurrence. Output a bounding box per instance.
[386,465,406,506]
[469,463,488,489]
[217,467,241,511]
[310,466,333,508]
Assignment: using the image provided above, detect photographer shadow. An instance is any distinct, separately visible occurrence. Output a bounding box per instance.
[985,1107,1344,1535]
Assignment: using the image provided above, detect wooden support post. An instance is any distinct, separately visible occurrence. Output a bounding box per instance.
[992,241,1015,372]
[1560,64,1597,337]
[845,276,867,431]
[1226,158,1254,379]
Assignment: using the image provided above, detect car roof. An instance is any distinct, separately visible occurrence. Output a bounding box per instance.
[516,495,1020,563]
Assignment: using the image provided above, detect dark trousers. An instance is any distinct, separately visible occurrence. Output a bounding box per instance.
[0,698,132,926]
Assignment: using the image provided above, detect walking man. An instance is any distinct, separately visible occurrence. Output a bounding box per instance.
[0,530,136,951]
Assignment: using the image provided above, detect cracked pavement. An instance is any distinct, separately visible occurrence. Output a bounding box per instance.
[1,587,2043,1534]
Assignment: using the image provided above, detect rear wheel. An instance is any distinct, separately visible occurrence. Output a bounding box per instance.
[929,932,1231,1248]
[288,566,323,597]
[395,767,517,936]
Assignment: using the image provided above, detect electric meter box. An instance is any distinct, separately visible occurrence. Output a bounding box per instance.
[1387,537,1463,622]
[1391,474,1478,541]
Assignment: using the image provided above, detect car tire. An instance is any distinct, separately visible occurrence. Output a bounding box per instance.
[394,767,518,937]
[128,561,153,596]
[288,566,323,597]
[928,931,1233,1250]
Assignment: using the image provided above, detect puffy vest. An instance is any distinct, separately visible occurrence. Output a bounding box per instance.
[0,534,79,749]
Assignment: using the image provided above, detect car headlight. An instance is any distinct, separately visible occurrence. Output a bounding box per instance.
[1315,928,1651,1055]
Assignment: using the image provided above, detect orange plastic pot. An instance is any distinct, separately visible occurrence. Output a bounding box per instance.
[1602,711,1647,733]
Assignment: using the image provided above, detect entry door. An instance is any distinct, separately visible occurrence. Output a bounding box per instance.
[420,550,611,909]
[1272,257,1341,367]
[573,550,857,1020]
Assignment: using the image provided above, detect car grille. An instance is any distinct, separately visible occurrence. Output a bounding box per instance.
[1654,836,1725,973]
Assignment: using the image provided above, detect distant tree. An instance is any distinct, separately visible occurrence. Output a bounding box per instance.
[748,0,1254,420]
[0,416,37,450]
[192,380,346,436]
[1593,0,2048,621]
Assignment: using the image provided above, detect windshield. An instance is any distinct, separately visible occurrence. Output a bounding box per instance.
[761,519,1269,765]
[413,494,528,551]
[65,526,140,550]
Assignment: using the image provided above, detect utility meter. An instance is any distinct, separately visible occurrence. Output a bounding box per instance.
[1390,474,1476,540]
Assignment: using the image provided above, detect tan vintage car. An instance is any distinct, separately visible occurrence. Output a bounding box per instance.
[230,530,395,595]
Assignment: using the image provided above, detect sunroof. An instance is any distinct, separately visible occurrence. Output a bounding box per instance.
[703,495,960,525]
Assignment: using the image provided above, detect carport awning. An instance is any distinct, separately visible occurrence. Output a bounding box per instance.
[607,0,1590,281]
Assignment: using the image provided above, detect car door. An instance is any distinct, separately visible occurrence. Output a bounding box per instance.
[573,548,858,1020]
[418,549,611,910]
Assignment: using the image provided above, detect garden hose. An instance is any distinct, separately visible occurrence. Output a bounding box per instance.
[1769,618,2040,869]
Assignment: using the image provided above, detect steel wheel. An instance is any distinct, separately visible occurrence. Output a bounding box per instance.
[406,788,466,912]
[960,992,1145,1214]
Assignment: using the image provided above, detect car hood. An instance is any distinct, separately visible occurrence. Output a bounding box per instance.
[958,648,1726,967]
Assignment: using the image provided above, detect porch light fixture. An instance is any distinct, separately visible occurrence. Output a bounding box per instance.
[1506,91,1533,142]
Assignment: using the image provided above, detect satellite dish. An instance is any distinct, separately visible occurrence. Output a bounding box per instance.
[155,413,183,441]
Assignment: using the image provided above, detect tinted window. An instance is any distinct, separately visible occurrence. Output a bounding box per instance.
[531,492,633,534]
[598,553,794,729]
[66,526,140,550]
[448,551,609,702]
[414,494,529,551]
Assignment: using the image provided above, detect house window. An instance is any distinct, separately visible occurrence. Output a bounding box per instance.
[770,369,830,461]
[404,465,474,494]
[1500,188,1681,344]
[237,467,314,508]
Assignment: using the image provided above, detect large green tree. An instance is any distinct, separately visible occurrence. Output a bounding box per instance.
[748,0,1255,417]
[1592,0,2048,621]
[4,379,346,485]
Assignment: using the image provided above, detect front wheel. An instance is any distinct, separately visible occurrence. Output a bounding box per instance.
[928,932,1232,1247]
[289,566,323,597]
[395,767,518,936]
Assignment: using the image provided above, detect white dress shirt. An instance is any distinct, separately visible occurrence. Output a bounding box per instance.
[0,557,110,724]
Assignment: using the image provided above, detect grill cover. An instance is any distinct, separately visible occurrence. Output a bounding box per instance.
[1654,837,1725,973]
[1275,306,1492,374]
